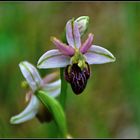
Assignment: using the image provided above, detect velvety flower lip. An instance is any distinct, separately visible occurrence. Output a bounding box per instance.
[37,18,116,69]
[10,61,61,124]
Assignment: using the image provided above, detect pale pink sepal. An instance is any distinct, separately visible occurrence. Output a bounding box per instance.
[37,49,70,69]
[66,20,81,48]
[84,45,116,64]
[10,95,40,124]
[19,61,42,92]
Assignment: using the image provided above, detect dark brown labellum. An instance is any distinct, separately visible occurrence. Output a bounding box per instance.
[65,62,90,95]
[36,104,52,123]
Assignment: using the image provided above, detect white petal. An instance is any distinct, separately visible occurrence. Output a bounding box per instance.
[37,49,70,69]
[84,45,116,64]
[19,61,42,92]
[43,79,61,98]
[10,95,40,124]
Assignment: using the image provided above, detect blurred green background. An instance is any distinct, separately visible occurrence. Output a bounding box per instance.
[0,1,140,138]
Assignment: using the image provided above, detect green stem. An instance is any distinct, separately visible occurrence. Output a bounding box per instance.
[59,30,68,110]
[46,121,58,138]
[59,68,68,109]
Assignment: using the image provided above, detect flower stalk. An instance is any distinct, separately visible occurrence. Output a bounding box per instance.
[59,68,68,109]
[59,30,68,109]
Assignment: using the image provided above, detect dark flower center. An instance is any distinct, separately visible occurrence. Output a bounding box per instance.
[65,62,90,95]
[36,104,52,123]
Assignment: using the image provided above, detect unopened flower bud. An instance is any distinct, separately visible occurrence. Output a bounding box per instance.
[21,80,29,89]
[75,16,89,36]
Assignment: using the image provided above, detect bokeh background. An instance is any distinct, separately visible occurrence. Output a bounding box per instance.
[0,1,140,138]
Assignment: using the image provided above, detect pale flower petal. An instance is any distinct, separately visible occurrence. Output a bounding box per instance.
[66,20,75,48]
[66,20,81,48]
[43,79,61,98]
[19,61,42,92]
[37,49,70,69]
[73,21,81,48]
[10,95,40,124]
[84,45,116,64]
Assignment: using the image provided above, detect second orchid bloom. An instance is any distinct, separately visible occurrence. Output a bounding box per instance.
[37,16,116,94]
[10,61,61,124]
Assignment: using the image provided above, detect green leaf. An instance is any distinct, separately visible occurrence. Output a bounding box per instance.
[35,90,67,138]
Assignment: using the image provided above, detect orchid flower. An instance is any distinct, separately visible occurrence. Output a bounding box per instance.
[10,61,61,124]
[37,17,116,95]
